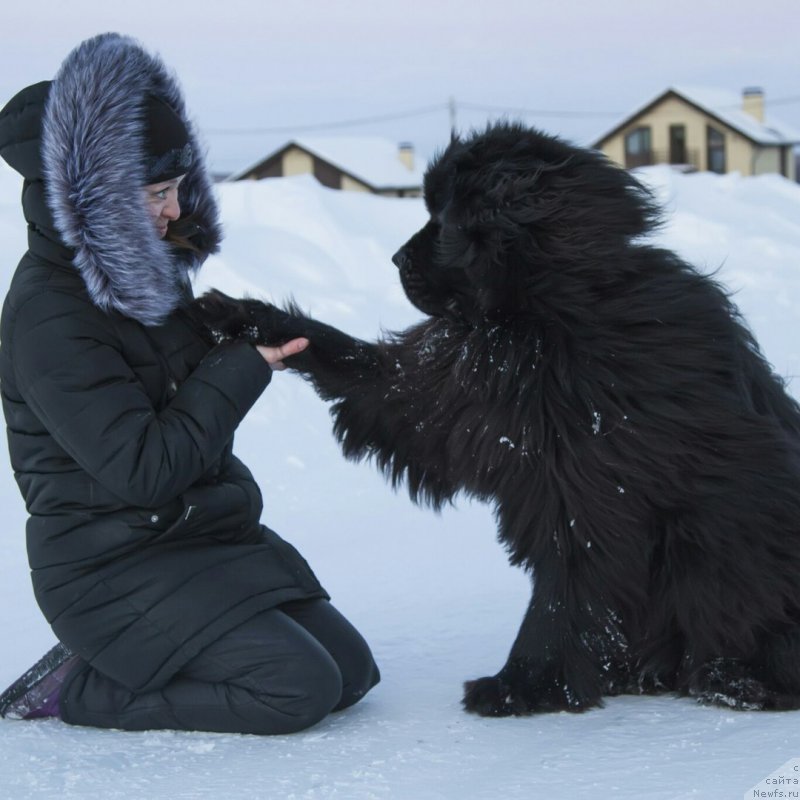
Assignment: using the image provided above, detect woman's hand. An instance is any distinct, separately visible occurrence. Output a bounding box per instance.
[256,338,309,371]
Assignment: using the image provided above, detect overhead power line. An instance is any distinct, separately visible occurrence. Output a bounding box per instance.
[459,101,622,118]
[206,100,624,136]
[206,104,448,135]
[206,94,800,136]
[744,94,800,108]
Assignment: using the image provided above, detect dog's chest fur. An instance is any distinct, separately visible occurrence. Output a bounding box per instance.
[400,319,578,482]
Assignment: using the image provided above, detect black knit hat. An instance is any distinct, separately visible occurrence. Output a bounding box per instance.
[142,94,193,183]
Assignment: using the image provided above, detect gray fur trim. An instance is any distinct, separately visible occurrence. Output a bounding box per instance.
[42,33,222,326]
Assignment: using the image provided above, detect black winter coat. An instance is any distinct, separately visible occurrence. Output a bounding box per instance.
[0,35,326,694]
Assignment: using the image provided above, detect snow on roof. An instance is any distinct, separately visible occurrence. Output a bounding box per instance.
[593,86,800,147]
[294,136,424,189]
[230,135,425,188]
[672,86,800,145]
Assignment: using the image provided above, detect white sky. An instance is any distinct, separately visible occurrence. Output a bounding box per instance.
[2,0,799,173]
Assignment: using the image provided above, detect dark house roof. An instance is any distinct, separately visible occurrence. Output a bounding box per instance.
[230,136,423,192]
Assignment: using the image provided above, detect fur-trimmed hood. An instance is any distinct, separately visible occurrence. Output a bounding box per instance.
[0,33,222,326]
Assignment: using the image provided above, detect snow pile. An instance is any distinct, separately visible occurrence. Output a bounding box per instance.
[1,161,799,799]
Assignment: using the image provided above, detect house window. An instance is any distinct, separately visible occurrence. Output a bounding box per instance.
[706,126,726,174]
[624,127,652,169]
[669,125,687,164]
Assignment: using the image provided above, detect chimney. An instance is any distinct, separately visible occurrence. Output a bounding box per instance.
[398,142,414,171]
[742,87,764,122]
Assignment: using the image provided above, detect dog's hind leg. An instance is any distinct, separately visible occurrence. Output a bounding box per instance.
[668,556,800,709]
[683,657,771,709]
[746,626,800,710]
[682,648,800,711]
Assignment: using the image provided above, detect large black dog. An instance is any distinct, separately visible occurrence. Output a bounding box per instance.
[194,122,800,716]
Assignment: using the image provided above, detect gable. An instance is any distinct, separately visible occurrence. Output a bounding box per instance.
[594,88,800,149]
[230,137,423,192]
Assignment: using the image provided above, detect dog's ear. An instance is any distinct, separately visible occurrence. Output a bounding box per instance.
[547,155,662,242]
[495,154,661,245]
[453,212,522,322]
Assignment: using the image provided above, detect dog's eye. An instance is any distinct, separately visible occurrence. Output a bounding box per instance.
[439,224,464,240]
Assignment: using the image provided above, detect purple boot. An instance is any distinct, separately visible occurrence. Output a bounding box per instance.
[0,643,78,720]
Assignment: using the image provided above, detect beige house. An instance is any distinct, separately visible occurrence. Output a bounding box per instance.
[229,136,423,196]
[593,87,799,180]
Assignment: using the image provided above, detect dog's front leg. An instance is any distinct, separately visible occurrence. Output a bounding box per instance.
[462,558,629,716]
[190,290,380,394]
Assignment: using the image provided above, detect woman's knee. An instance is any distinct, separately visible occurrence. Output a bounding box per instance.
[280,600,380,712]
[334,638,380,712]
[255,650,343,734]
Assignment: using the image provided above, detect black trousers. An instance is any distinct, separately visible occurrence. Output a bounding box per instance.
[60,599,380,735]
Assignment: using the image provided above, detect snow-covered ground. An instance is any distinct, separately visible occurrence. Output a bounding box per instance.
[0,162,799,799]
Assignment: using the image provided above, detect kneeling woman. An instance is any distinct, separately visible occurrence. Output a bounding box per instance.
[0,33,378,734]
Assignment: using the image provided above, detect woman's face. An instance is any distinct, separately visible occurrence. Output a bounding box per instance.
[143,175,185,238]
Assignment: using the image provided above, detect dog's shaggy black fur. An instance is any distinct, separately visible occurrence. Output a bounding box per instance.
[194,122,800,715]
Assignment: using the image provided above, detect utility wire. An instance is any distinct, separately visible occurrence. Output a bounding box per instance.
[206,103,448,135]
[206,94,800,136]
[719,94,800,109]
[458,101,622,118]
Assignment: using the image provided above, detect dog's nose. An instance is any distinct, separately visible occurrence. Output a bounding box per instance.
[392,248,409,270]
